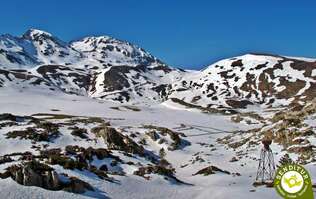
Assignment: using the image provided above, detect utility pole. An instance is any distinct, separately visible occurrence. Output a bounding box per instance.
[255,139,276,185]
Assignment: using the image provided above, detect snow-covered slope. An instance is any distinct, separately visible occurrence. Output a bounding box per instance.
[0,29,183,104]
[0,29,164,70]
[1,30,316,107]
[0,30,316,199]
[71,36,163,68]
[0,86,315,199]
[169,54,316,109]
[0,29,82,68]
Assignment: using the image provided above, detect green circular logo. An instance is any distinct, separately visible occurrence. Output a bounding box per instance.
[274,164,312,199]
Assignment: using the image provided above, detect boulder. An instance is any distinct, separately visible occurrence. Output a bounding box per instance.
[8,161,60,190]
[62,177,94,194]
[6,161,94,193]
[229,156,239,162]
[94,127,144,155]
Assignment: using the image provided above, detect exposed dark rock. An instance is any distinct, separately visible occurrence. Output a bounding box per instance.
[133,164,186,183]
[0,156,14,164]
[6,127,59,142]
[152,84,170,99]
[170,98,238,115]
[7,161,60,190]
[93,126,144,155]
[4,160,94,194]
[0,113,21,122]
[62,176,94,194]
[226,99,253,109]
[193,165,231,176]
[146,131,160,141]
[99,165,108,172]
[143,125,190,151]
[229,157,239,162]
[231,59,243,67]
[70,127,88,139]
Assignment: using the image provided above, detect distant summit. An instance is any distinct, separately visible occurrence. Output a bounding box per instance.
[0,29,315,108]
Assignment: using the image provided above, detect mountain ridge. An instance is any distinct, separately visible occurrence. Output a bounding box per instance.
[0,29,315,108]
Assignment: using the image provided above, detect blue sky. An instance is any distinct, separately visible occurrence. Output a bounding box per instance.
[1,0,316,69]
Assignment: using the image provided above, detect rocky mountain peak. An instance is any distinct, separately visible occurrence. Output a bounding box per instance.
[22,28,68,49]
[22,29,53,39]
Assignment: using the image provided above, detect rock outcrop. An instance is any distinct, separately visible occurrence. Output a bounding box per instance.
[4,161,94,193]
[94,126,144,155]
[193,165,231,176]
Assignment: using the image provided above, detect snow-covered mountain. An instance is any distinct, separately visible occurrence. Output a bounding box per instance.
[0,29,316,199]
[169,54,316,109]
[0,29,182,104]
[71,36,163,68]
[0,29,80,68]
[1,29,316,108]
[0,29,163,69]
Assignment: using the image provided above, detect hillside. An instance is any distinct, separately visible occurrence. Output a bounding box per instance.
[169,54,316,109]
[0,29,183,104]
[0,29,315,199]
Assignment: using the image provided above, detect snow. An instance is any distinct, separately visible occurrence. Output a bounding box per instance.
[0,178,91,199]
[0,30,315,199]
[26,29,53,37]
[0,87,307,199]
[284,55,316,62]
[169,53,316,109]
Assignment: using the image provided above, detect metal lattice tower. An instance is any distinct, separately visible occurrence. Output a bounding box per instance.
[255,140,276,183]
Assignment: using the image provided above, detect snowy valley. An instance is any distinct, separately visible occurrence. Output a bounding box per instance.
[0,29,315,199]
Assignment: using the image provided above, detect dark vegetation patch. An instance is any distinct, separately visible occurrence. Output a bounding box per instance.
[231,59,243,67]
[170,98,238,115]
[70,117,105,125]
[258,72,275,99]
[31,113,75,120]
[254,62,268,70]
[301,82,316,101]
[289,59,316,77]
[218,70,235,79]
[0,121,17,129]
[276,78,306,99]
[152,84,170,99]
[36,65,91,92]
[226,99,254,109]
[100,66,132,92]
[40,146,122,177]
[240,73,258,99]
[0,113,28,122]
[122,106,141,112]
[6,127,59,142]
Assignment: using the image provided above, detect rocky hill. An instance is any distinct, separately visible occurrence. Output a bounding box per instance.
[169,54,316,109]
